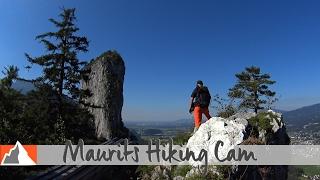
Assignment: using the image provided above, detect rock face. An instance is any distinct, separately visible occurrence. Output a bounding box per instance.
[150,166,172,180]
[81,51,128,139]
[185,110,290,180]
[186,114,253,166]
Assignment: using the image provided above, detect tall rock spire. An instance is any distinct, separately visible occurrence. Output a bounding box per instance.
[81,50,128,140]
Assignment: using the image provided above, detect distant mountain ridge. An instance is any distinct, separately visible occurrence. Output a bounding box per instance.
[11,78,36,94]
[273,109,288,114]
[125,118,193,128]
[282,103,320,127]
[126,104,320,130]
[11,79,317,129]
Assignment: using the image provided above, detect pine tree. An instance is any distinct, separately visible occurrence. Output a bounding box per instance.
[1,65,19,88]
[0,66,23,144]
[25,8,89,141]
[228,66,276,113]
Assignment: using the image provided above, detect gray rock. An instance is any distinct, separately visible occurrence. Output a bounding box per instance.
[173,176,185,180]
[150,166,171,180]
[185,165,219,179]
[228,111,256,121]
[185,110,290,179]
[81,51,128,139]
[149,166,173,180]
[162,168,171,180]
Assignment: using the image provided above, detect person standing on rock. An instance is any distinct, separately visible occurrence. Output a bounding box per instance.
[189,80,212,133]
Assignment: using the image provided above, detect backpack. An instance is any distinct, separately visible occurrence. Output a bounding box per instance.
[195,86,211,108]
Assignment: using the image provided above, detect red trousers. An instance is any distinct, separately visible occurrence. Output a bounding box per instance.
[194,106,211,128]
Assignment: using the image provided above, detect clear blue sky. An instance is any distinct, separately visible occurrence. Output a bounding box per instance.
[1,0,320,121]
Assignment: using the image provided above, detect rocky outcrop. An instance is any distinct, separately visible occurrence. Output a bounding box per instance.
[81,51,128,140]
[151,166,172,180]
[183,110,290,180]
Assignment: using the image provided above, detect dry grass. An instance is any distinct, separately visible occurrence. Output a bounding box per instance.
[241,136,265,145]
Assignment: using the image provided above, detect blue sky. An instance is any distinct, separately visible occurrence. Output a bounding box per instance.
[1,0,320,121]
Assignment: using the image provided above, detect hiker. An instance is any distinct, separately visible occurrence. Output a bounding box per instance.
[189,80,212,133]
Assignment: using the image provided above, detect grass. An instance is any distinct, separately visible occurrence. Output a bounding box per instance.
[297,165,320,176]
[135,165,156,177]
[173,165,192,177]
[248,112,275,131]
[173,132,192,145]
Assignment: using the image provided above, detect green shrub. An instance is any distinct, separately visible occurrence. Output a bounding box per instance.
[217,105,237,118]
[173,165,192,177]
[248,112,275,132]
[136,165,156,177]
[173,132,192,145]
[186,173,206,180]
[296,165,320,176]
[186,172,221,180]
[287,166,305,179]
[216,165,231,178]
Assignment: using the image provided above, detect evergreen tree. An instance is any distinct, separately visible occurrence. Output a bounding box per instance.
[0,66,58,145]
[228,66,276,113]
[0,67,95,179]
[0,66,22,144]
[1,65,19,88]
[25,8,89,141]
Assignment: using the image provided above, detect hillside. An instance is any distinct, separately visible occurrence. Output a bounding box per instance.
[125,119,193,129]
[139,110,291,180]
[283,103,320,127]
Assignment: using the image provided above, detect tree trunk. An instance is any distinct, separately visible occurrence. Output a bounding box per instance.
[56,39,66,142]
[254,91,258,114]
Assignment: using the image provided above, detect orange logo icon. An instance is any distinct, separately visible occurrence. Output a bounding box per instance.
[0,141,37,166]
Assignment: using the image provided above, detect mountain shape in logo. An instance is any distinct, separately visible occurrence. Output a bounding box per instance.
[0,141,36,165]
